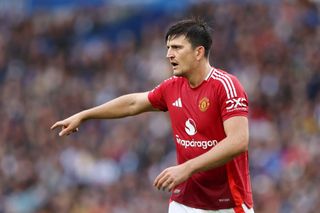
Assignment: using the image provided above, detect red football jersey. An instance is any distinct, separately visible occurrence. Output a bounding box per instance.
[148,67,253,210]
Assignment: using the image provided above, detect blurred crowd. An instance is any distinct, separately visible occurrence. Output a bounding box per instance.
[0,0,319,212]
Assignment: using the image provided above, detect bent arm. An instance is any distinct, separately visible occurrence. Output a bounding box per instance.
[186,116,249,174]
[153,116,249,191]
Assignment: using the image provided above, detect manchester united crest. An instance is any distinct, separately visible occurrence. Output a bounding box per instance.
[199,97,210,112]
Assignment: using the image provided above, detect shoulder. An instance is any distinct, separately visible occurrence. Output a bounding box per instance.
[209,68,241,84]
[163,76,183,84]
[208,68,246,98]
[150,76,184,94]
[157,76,184,88]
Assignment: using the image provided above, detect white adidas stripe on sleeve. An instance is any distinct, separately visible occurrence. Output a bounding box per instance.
[211,69,237,99]
[215,69,237,97]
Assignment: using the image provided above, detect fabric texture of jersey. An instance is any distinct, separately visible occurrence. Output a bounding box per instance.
[148,67,253,210]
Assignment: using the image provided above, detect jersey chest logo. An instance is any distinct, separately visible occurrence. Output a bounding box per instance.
[199,97,210,112]
[185,118,197,136]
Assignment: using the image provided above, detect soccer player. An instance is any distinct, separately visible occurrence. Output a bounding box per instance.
[51,19,254,213]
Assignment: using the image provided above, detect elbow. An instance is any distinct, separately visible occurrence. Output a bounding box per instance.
[240,139,249,152]
[238,125,249,153]
[128,102,141,116]
[224,117,250,155]
[238,135,249,153]
[127,99,139,116]
[232,131,249,154]
[127,106,137,116]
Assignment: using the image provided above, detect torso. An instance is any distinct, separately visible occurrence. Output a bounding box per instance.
[148,67,253,210]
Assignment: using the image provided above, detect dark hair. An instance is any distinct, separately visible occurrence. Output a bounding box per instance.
[165,19,212,58]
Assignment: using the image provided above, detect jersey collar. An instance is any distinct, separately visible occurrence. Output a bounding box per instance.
[204,67,214,81]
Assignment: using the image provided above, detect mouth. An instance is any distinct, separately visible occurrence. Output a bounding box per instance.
[171,62,178,68]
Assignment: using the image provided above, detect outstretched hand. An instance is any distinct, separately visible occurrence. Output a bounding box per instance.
[51,113,82,136]
[153,163,192,192]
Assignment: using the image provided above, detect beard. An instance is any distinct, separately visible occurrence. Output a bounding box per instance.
[173,71,189,79]
[172,68,185,77]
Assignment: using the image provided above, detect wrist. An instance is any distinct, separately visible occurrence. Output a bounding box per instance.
[77,111,87,121]
[184,159,197,176]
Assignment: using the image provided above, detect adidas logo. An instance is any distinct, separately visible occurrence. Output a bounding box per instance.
[172,98,182,107]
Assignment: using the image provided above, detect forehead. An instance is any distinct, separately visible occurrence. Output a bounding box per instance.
[166,35,191,46]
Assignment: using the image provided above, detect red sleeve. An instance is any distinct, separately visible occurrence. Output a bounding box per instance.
[217,74,249,121]
[148,79,170,111]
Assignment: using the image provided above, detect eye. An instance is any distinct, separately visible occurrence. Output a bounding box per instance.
[172,45,182,50]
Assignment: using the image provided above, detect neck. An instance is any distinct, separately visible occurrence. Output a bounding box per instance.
[188,62,212,88]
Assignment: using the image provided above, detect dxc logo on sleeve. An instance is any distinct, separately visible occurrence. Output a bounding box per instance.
[226,98,247,112]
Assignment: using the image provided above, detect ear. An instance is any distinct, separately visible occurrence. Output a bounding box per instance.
[195,46,205,61]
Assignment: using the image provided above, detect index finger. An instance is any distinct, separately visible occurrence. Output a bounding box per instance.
[154,170,168,189]
[153,170,164,187]
[50,121,63,130]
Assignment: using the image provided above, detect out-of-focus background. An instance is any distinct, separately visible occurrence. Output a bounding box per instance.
[0,0,319,212]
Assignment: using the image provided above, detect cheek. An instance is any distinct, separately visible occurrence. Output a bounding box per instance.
[183,55,196,67]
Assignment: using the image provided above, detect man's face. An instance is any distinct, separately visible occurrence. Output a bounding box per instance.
[166,35,197,77]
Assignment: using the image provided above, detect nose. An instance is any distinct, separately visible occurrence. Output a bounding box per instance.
[166,48,174,59]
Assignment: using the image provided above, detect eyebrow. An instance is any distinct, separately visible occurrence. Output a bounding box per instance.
[167,44,183,49]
